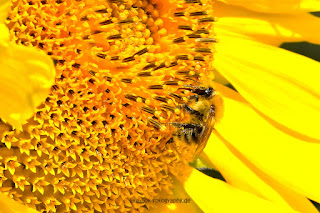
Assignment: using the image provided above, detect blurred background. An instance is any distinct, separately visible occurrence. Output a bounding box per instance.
[281,12,320,62]
[281,41,320,62]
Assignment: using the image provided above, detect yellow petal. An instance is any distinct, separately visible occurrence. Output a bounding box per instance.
[216,0,320,13]
[0,192,38,213]
[0,42,55,128]
[0,0,10,23]
[203,90,318,212]
[0,24,10,42]
[215,2,320,45]
[214,33,320,140]
[184,168,298,213]
[214,83,320,204]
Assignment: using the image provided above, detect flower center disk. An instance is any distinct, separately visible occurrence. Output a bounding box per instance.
[4,0,216,212]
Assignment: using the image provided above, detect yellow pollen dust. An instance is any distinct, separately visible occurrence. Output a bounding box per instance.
[4,0,216,212]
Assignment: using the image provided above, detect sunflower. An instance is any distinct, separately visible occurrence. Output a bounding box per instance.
[1,0,320,212]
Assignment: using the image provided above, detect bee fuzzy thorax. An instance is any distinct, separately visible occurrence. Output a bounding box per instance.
[5,0,217,212]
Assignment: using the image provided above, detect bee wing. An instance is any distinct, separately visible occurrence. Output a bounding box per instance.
[193,105,215,158]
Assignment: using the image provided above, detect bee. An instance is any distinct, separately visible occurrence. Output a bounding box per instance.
[169,85,217,157]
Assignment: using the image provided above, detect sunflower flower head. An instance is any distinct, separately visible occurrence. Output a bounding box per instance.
[3,0,220,212]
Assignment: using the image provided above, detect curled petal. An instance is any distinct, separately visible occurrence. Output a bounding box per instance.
[0,42,55,128]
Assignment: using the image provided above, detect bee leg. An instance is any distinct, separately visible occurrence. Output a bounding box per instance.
[171,122,203,144]
[183,128,194,144]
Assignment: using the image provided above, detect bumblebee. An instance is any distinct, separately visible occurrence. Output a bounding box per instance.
[169,85,217,157]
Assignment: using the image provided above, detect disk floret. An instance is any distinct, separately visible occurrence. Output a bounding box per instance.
[4,0,217,212]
